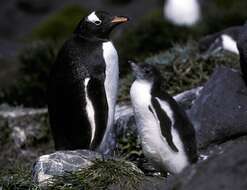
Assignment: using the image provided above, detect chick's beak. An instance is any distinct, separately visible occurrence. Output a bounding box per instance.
[129,61,140,78]
[111,16,129,24]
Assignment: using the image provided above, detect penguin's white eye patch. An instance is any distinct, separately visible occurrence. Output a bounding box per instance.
[87,12,102,26]
[94,20,102,26]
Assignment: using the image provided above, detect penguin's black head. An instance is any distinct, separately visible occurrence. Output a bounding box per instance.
[74,11,129,39]
[130,61,161,82]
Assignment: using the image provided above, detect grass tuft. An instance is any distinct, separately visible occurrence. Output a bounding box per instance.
[50,159,144,190]
[31,5,88,41]
[0,159,144,190]
[0,165,40,190]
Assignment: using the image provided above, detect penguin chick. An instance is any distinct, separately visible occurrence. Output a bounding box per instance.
[199,26,242,57]
[130,62,198,174]
[164,0,201,26]
[48,11,129,152]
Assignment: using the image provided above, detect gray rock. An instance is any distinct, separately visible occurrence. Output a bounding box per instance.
[32,150,102,184]
[0,106,50,148]
[108,176,167,190]
[96,104,135,155]
[32,149,144,186]
[189,66,247,149]
[166,137,247,190]
[173,86,203,110]
[0,105,53,168]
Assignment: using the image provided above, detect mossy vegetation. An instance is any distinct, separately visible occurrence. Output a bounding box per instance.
[0,159,144,190]
[118,41,239,102]
[116,125,142,161]
[31,5,88,41]
[0,41,56,107]
[0,165,39,190]
[50,159,144,190]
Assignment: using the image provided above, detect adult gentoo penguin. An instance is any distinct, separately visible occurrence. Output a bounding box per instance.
[130,62,198,174]
[199,26,242,56]
[164,0,201,26]
[48,11,129,152]
[237,22,247,85]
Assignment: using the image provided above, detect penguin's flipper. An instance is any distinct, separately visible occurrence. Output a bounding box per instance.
[151,97,179,152]
[87,76,108,149]
[48,75,93,150]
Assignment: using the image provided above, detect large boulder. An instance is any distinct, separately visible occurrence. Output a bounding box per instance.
[0,105,50,148]
[32,150,103,184]
[189,66,247,149]
[165,136,247,190]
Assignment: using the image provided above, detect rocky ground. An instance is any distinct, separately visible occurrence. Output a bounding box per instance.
[1,66,247,189]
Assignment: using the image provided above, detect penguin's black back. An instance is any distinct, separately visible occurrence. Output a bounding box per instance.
[151,83,198,163]
[48,35,108,150]
[199,26,242,53]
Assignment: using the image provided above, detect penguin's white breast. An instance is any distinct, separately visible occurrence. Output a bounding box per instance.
[130,80,159,136]
[130,81,165,164]
[99,41,119,150]
[157,98,189,173]
[164,0,200,26]
[221,34,239,54]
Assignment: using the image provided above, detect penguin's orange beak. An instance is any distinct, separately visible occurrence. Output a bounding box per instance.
[111,16,129,23]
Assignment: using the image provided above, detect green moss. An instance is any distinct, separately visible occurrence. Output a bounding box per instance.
[0,165,40,190]
[31,5,88,41]
[115,125,142,161]
[0,41,56,107]
[152,44,239,96]
[118,41,239,102]
[0,159,144,190]
[49,159,144,190]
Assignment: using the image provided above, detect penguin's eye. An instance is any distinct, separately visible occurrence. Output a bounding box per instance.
[144,69,151,74]
[94,20,102,26]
